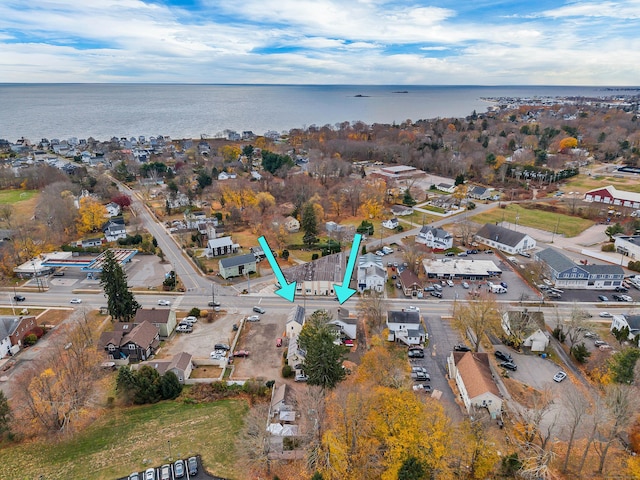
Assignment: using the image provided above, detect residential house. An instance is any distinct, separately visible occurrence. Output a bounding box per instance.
[285,305,305,339]
[535,247,624,289]
[447,351,502,418]
[284,216,300,233]
[501,311,549,352]
[134,308,177,337]
[286,334,305,370]
[103,217,127,242]
[398,268,422,297]
[474,223,536,254]
[206,236,239,257]
[217,172,237,180]
[143,352,193,384]
[0,315,37,357]
[328,313,358,340]
[76,237,103,248]
[105,202,121,217]
[166,192,190,209]
[467,186,493,200]
[386,310,426,346]
[436,183,456,193]
[610,314,640,340]
[219,253,257,280]
[390,204,413,216]
[98,321,160,363]
[357,253,387,293]
[415,226,453,250]
[184,210,207,229]
[382,218,399,230]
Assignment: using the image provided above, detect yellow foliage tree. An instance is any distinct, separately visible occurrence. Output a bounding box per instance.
[219,144,241,162]
[559,136,578,151]
[493,155,507,170]
[360,198,384,219]
[76,197,106,235]
[255,191,275,215]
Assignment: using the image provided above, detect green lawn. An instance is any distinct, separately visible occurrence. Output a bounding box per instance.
[470,204,594,238]
[0,189,38,204]
[0,399,247,480]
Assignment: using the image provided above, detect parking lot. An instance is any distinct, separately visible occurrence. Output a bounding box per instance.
[118,456,222,480]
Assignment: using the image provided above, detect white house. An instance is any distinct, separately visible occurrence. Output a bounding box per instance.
[436,183,456,193]
[206,236,239,257]
[356,253,387,293]
[284,216,300,233]
[329,317,358,340]
[105,202,121,217]
[415,226,453,250]
[447,352,502,418]
[501,311,549,352]
[285,305,305,339]
[474,223,536,254]
[390,205,413,216]
[382,218,399,230]
[386,310,426,346]
[217,172,237,180]
[103,218,127,242]
[610,314,640,340]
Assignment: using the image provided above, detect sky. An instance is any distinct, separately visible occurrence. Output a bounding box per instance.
[0,0,639,85]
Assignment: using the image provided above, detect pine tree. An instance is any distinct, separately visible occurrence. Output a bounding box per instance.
[0,390,12,437]
[301,202,318,247]
[160,371,183,400]
[100,249,140,322]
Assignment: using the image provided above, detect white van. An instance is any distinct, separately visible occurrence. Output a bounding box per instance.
[382,246,394,255]
[490,284,507,294]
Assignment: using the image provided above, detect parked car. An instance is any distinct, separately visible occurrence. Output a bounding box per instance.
[160,464,171,480]
[500,282,508,289]
[412,383,432,392]
[411,371,431,381]
[594,340,608,347]
[500,361,518,371]
[188,457,198,476]
[598,295,609,302]
[344,339,354,347]
[215,343,230,351]
[518,251,531,258]
[295,374,308,382]
[424,286,435,292]
[253,306,266,314]
[129,473,140,480]
[13,294,25,302]
[408,348,424,358]
[447,279,454,287]
[276,337,283,347]
[462,282,470,289]
[453,344,471,352]
[457,252,467,257]
[70,298,82,304]
[494,350,513,362]
[145,468,155,480]
[553,371,567,382]
[246,315,260,322]
[599,311,613,318]
[208,300,221,307]
[174,459,185,478]
[157,299,171,306]
[430,291,442,298]
[484,249,494,254]
[620,294,633,302]
[615,286,629,293]
[411,366,428,374]
[445,251,455,257]
[176,324,193,333]
[234,350,250,357]
[52,270,65,277]
[433,283,443,291]
[183,316,198,324]
[612,294,624,301]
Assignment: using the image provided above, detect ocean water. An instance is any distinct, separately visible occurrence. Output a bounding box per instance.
[0,84,625,142]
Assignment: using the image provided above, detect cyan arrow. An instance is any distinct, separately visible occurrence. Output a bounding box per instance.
[257,236,296,302]
[334,233,362,304]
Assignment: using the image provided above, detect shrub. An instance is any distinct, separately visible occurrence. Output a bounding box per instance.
[29,326,45,338]
[629,260,640,272]
[552,326,566,343]
[282,365,294,378]
[311,253,319,261]
[23,333,37,346]
[188,307,201,317]
[570,342,591,364]
[601,243,616,252]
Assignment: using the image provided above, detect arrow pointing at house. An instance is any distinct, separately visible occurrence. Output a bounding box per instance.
[334,233,362,304]
[257,236,296,302]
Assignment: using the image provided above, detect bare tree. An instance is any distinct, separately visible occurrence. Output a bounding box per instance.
[561,387,591,473]
[236,401,272,476]
[356,291,387,333]
[451,293,502,352]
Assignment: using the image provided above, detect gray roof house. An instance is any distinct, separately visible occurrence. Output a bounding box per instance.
[467,186,492,200]
[285,305,306,338]
[143,352,193,383]
[206,236,239,257]
[475,223,536,254]
[610,314,640,340]
[535,247,624,290]
[219,253,257,279]
[386,310,426,346]
[357,253,387,293]
[415,226,453,250]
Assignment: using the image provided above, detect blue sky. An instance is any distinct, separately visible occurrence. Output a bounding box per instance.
[0,0,639,84]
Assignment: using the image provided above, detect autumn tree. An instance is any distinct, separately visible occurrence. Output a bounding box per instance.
[298,310,346,390]
[110,193,132,209]
[100,249,140,322]
[236,401,273,476]
[356,291,387,333]
[451,293,501,352]
[561,387,591,474]
[76,196,106,234]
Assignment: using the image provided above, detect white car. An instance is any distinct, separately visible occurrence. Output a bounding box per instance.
[183,315,198,323]
[553,371,567,382]
[447,280,454,287]
[157,300,171,306]
[70,298,82,304]
[599,311,613,318]
[405,306,420,312]
[462,282,470,289]
[246,315,260,322]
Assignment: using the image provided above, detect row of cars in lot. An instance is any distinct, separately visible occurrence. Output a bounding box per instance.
[127,457,198,480]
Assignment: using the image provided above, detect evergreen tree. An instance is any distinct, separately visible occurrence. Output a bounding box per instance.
[160,371,183,400]
[133,366,162,405]
[398,456,429,480]
[0,390,12,438]
[116,366,137,404]
[299,310,346,390]
[301,202,318,247]
[403,189,416,206]
[100,249,140,322]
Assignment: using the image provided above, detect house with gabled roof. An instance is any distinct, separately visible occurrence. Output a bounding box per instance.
[143,352,193,383]
[329,315,358,340]
[467,185,493,200]
[398,268,422,297]
[535,247,624,289]
[357,253,387,293]
[134,308,177,337]
[448,351,502,418]
[416,226,453,250]
[386,310,426,346]
[382,218,399,230]
[206,236,239,257]
[99,321,160,363]
[105,202,121,217]
[0,315,37,357]
[610,314,640,341]
[390,204,413,216]
[475,223,536,254]
[286,305,305,338]
[103,217,127,242]
[502,310,549,352]
[219,253,257,279]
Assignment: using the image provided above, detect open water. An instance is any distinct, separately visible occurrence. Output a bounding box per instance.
[0,84,629,142]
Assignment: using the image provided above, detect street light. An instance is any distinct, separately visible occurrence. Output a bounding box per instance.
[167,440,172,460]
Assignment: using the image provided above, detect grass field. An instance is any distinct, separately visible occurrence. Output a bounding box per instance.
[564,173,640,193]
[470,204,594,238]
[0,189,38,204]
[0,399,247,480]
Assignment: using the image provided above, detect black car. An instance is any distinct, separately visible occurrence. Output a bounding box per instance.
[188,457,198,476]
[208,300,221,307]
[615,286,629,293]
[408,348,424,358]
[445,251,455,257]
[612,294,625,302]
[500,361,518,371]
[453,344,471,352]
[494,350,513,362]
[13,295,25,302]
[430,291,442,298]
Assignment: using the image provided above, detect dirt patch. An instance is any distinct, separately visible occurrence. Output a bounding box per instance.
[35,308,73,326]
[502,376,544,408]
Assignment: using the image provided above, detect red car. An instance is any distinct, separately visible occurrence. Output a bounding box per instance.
[234,350,250,357]
[276,338,283,347]
[344,339,354,347]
